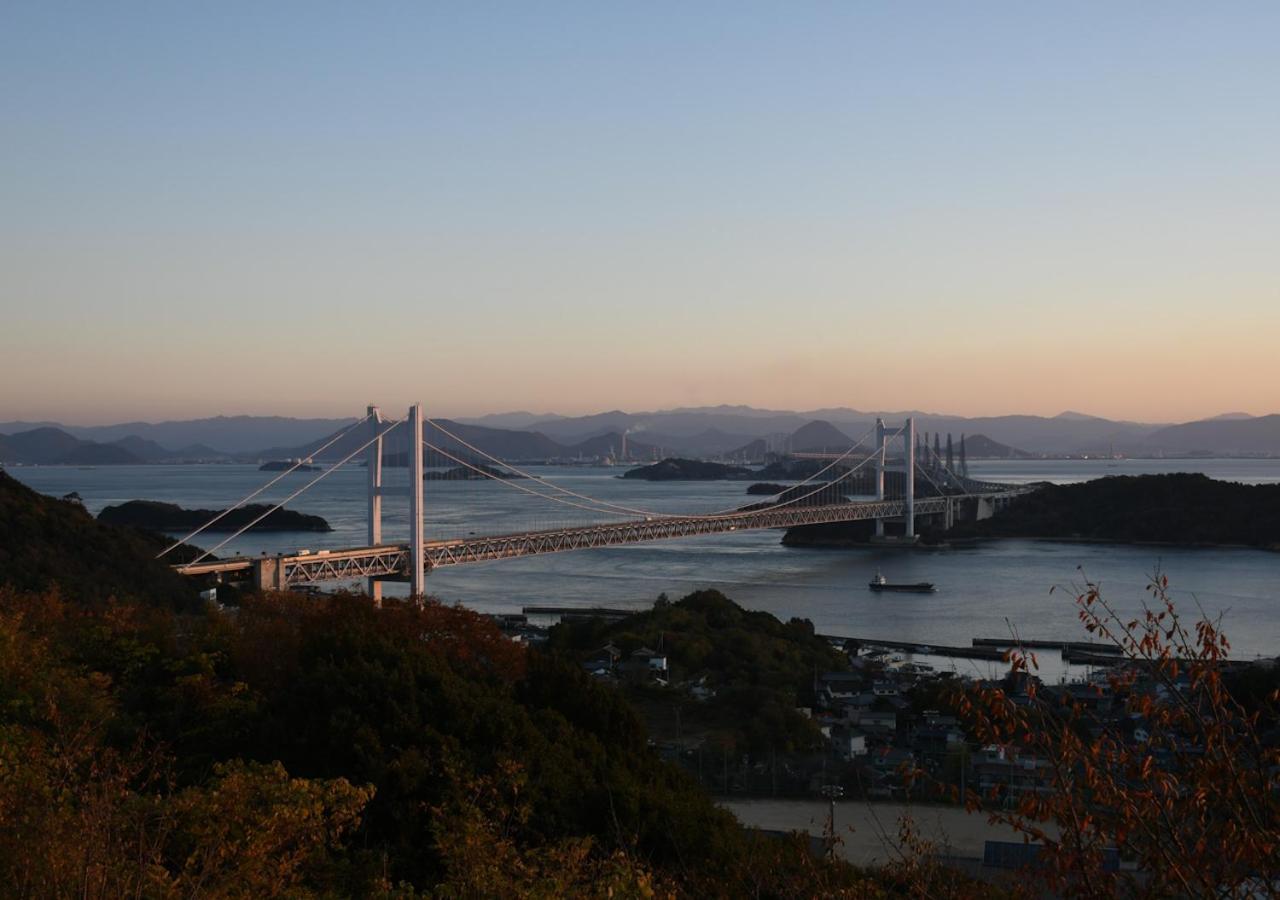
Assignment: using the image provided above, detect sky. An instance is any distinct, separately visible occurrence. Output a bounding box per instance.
[2,2,1278,425]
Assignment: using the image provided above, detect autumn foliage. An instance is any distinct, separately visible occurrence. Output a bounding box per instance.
[0,585,871,896]
[948,574,1280,898]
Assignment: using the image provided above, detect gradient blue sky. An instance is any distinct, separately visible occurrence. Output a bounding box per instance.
[2,2,1277,424]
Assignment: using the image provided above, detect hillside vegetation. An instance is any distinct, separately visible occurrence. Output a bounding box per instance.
[0,474,879,896]
[548,590,847,753]
[0,472,198,605]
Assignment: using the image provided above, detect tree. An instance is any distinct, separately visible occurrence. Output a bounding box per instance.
[948,574,1280,898]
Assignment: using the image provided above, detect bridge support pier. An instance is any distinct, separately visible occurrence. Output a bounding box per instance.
[252,557,288,592]
[366,405,384,605]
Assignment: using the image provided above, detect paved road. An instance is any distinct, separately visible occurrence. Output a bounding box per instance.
[722,798,1052,867]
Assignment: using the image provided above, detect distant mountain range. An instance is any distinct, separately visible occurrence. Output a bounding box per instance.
[0,426,233,465]
[474,406,1169,456]
[1139,415,1280,455]
[3,408,1279,466]
[0,415,356,455]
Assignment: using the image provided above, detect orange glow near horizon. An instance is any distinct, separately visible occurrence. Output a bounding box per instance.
[2,5,1279,427]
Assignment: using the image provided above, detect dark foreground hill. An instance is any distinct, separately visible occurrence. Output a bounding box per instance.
[0,471,198,605]
[0,475,882,894]
[949,473,1280,550]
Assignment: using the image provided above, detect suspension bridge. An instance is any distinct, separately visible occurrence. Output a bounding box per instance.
[167,404,1035,602]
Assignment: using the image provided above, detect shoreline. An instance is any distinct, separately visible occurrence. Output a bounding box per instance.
[782,534,1280,554]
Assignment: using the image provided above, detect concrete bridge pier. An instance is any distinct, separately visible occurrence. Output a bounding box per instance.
[252,556,288,592]
[975,497,996,521]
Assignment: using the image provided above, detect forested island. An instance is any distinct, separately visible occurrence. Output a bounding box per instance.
[621,457,753,480]
[424,463,523,480]
[98,499,332,532]
[783,473,1280,550]
[258,460,319,471]
[949,473,1280,550]
[745,482,788,495]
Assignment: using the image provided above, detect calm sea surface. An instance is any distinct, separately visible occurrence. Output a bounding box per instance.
[9,457,1280,678]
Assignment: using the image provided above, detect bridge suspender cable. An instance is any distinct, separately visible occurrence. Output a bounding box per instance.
[423,419,686,517]
[155,413,375,559]
[422,421,890,524]
[424,416,883,520]
[723,426,895,518]
[179,418,405,572]
[422,440,662,518]
[429,422,887,521]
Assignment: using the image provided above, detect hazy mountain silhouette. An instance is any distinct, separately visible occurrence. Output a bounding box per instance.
[0,427,144,465]
[789,420,857,452]
[7,407,1280,461]
[1142,415,1280,455]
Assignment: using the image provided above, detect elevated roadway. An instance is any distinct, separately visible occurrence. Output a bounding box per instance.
[177,488,1031,589]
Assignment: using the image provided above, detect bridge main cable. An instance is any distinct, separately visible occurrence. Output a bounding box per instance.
[424,417,884,520]
[421,421,890,524]
[156,412,375,559]
[178,417,405,572]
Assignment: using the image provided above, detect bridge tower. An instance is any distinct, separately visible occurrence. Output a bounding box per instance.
[874,419,886,537]
[365,402,425,604]
[408,402,425,602]
[366,405,384,604]
[872,416,916,540]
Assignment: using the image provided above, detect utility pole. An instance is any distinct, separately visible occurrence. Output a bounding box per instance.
[821,784,844,861]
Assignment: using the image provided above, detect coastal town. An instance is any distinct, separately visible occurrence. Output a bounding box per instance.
[492,596,1279,875]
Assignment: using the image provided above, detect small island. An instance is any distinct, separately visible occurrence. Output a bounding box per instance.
[425,463,523,480]
[745,482,788,495]
[755,458,851,481]
[621,457,753,481]
[98,500,332,533]
[259,460,320,472]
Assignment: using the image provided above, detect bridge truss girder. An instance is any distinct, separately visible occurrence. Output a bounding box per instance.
[176,489,1030,588]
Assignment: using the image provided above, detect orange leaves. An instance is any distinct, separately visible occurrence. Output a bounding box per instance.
[938,574,1280,898]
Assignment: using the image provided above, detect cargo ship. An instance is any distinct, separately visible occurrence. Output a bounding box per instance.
[868,571,936,593]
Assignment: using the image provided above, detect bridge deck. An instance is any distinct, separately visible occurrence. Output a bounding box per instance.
[177,489,1028,587]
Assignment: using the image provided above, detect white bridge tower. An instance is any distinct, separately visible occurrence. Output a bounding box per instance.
[873,416,916,540]
[366,402,426,605]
